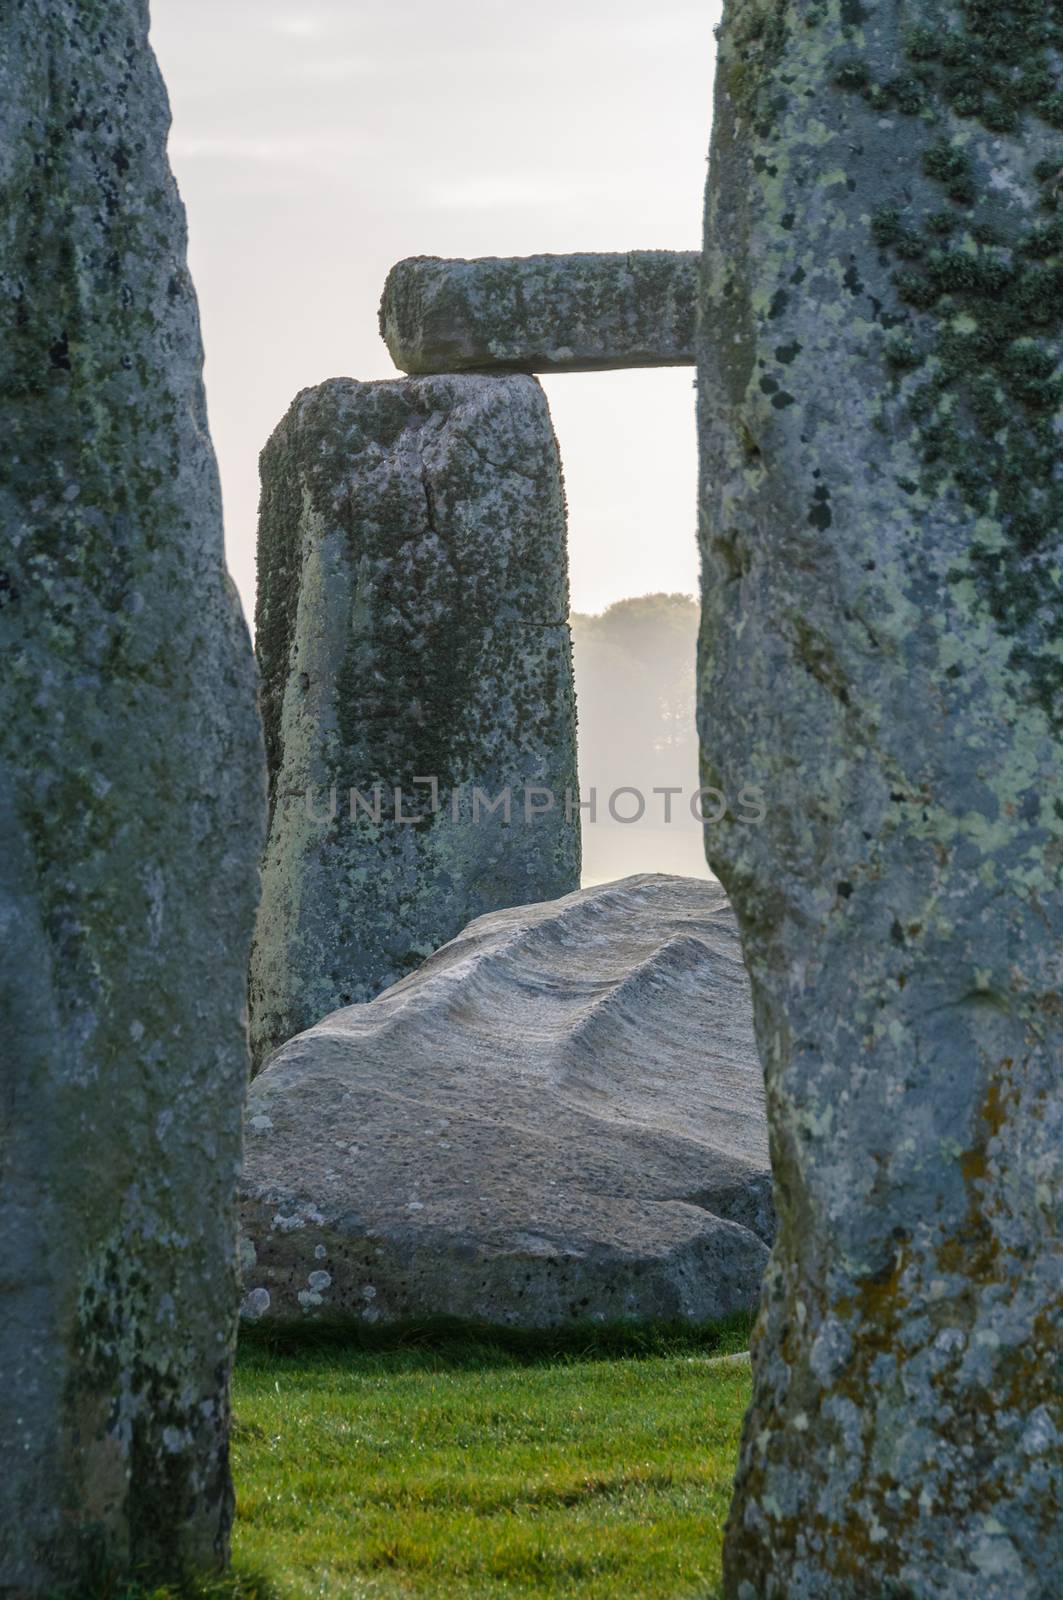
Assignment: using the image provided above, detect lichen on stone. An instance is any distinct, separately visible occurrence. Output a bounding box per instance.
[249,374,580,1068]
[699,1,1062,1594]
[0,4,265,1592]
[835,0,1063,727]
[379,252,700,374]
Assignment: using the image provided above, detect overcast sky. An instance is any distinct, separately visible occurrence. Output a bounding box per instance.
[150,0,721,625]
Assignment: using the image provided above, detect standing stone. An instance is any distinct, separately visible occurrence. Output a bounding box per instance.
[0,6,265,1593]
[380,251,699,374]
[699,4,1062,1597]
[250,374,579,1069]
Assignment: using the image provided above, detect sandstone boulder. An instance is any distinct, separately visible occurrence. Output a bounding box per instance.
[239,874,771,1327]
[250,373,580,1068]
[380,251,698,374]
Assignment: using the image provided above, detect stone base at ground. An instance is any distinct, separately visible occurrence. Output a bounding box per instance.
[380,252,698,374]
[239,874,771,1327]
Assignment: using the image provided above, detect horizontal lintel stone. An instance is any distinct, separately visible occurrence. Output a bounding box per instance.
[379,250,699,375]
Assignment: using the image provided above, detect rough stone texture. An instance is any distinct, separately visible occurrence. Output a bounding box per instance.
[250,374,580,1069]
[0,4,266,1594]
[379,251,699,374]
[240,875,772,1327]
[698,4,1063,1597]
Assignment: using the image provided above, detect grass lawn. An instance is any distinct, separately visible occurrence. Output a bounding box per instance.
[79,1318,753,1600]
[226,1318,752,1600]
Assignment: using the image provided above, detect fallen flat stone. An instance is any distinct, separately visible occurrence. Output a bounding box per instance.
[0,6,265,1591]
[239,874,772,1327]
[379,251,699,374]
[250,374,580,1069]
[699,6,1063,1596]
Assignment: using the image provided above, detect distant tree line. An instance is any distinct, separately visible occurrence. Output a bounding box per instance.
[570,593,700,819]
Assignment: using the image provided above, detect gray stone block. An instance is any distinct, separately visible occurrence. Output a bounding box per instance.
[250,374,580,1069]
[379,251,699,374]
[0,5,265,1590]
[698,5,1063,1596]
[240,874,772,1327]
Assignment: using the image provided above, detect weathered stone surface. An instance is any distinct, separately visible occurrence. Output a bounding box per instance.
[0,5,265,1593]
[379,251,698,374]
[250,374,580,1069]
[698,5,1063,1597]
[240,874,772,1327]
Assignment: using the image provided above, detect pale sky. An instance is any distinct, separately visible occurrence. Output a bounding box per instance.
[150,0,721,625]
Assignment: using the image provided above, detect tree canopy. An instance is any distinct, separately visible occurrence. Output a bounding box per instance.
[570,593,700,808]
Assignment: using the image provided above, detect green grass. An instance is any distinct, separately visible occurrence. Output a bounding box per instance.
[65,1317,753,1600]
[228,1316,752,1599]
[236,1311,754,1366]
[65,1576,281,1600]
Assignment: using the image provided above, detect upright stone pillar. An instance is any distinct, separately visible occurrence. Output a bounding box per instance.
[699,4,1062,1596]
[250,374,579,1068]
[0,5,265,1592]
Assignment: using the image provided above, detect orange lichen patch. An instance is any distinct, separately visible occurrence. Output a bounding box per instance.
[726,1472,922,1584]
[939,1060,1017,1278]
[981,1069,1011,1137]
[836,1229,911,1361]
